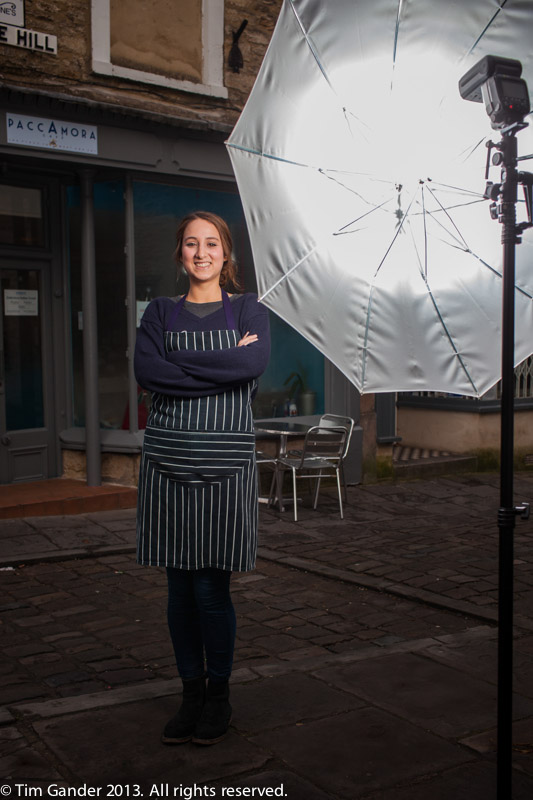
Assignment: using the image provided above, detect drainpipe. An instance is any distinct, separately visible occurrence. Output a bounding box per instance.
[80,169,101,485]
[124,176,138,435]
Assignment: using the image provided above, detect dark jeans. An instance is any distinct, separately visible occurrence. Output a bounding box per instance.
[166,567,236,682]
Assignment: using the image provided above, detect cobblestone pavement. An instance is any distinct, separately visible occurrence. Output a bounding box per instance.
[259,472,533,628]
[1,472,533,799]
[1,552,488,707]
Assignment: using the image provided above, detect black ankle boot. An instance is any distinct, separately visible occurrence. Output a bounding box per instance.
[161,675,206,745]
[192,679,232,745]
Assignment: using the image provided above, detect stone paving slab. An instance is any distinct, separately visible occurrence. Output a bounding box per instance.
[249,705,472,798]
[2,473,533,798]
[32,698,272,789]
[313,652,533,739]
[363,761,533,800]
[257,472,533,627]
[1,553,491,708]
[2,473,533,626]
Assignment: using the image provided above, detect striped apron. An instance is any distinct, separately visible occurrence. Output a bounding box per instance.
[137,291,258,572]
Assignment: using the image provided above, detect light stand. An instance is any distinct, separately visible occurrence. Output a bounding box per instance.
[460,56,532,800]
[487,122,532,799]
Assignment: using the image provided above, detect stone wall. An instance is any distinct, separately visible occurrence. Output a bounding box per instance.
[62,449,141,487]
[1,0,283,129]
[397,406,533,469]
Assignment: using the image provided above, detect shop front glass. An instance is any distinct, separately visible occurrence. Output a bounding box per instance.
[67,178,324,432]
[67,180,127,429]
[133,180,325,421]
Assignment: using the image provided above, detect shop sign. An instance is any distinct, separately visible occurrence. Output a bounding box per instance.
[4,289,38,317]
[0,0,24,28]
[6,113,98,155]
[0,24,57,53]
[0,1,55,55]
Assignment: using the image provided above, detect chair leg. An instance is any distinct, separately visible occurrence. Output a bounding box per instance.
[340,462,348,503]
[292,468,298,521]
[267,470,276,506]
[336,468,344,519]
[272,466,283,512]
[313,476,321,510]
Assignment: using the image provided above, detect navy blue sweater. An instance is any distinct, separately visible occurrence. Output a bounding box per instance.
[134,293,270,398]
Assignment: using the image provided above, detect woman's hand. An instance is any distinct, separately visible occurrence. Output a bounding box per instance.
[238,331,258,347]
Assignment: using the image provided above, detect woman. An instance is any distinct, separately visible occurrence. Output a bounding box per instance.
[134,211,270,745]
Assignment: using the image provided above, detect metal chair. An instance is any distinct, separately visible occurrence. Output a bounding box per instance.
[319,413,355,502]
[277,425,347,521]
[255,450,280,507]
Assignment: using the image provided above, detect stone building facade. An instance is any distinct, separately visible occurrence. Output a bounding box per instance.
[0,0,367,487]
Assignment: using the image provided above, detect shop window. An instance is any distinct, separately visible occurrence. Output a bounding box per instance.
[1,268,44,430]
[91,0,227,98]
[253,314,325,418]
[67,181,127,430]
[65,178,324,435]
[0,185,44,247]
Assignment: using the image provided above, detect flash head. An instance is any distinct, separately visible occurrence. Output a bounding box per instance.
[459,55,530,129]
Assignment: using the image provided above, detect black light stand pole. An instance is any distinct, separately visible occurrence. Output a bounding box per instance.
[494,125,532,800]
[496,126,519,800]
[458,55,532,800]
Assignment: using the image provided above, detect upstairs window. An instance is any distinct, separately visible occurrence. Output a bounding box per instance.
[91,0,227,98]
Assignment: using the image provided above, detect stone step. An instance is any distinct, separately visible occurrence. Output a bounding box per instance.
[392,445,478,479]
[0,478,137,519]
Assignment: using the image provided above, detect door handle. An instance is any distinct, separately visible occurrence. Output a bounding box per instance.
[1,435,11,446]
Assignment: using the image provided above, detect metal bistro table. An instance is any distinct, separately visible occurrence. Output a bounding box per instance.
[254,419,312,511]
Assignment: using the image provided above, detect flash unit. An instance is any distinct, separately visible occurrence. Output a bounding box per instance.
[459,55,530,129]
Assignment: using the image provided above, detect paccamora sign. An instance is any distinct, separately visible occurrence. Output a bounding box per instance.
[6,113,98,154]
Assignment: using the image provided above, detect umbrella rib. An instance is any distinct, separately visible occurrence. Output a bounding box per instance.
[466,0,509,55]
[319,170,394,228]
[258,245,319,303]
[225,142,312,170]
[458,136,488,165]
[360,190,418,387]
[421,184,428,279]
[417,184,478,394]
[428,181,484,199]
[419,205,471,252]
[473,255,533,302]
[424,184,470,250]
[373,191,417,276]
[411,198,487,217]
[333,198,393,234]
[288,0,334,91]
[424,281,479,396]
[392,0,405,71]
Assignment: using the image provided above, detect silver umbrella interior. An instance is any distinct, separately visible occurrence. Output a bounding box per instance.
[227,0,533,397]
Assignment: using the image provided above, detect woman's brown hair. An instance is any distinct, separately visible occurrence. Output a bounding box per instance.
[174,211,242,291]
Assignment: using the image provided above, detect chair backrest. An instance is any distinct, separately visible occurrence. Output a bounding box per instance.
[300,425,347,466]
[319,414,354,459]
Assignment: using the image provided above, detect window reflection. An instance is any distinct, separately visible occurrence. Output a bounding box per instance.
[0,185,44,247]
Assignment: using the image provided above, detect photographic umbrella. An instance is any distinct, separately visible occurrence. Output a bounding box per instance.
[226,0,533,796]
[226,0,533,397]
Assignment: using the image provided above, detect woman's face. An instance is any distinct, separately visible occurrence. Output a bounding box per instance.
[180,218,226,286]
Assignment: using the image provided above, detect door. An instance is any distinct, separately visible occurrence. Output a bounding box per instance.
[0,261,56,483]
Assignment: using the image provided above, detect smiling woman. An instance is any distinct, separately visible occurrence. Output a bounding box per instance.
[134,209,270,747]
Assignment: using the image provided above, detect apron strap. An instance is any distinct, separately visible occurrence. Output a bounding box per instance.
[166,293,188,331]
[222,288,237,331]
[166,289,237,332]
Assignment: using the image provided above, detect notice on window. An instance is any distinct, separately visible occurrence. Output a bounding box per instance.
[136,300,150,327]
[4,289,38,316]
